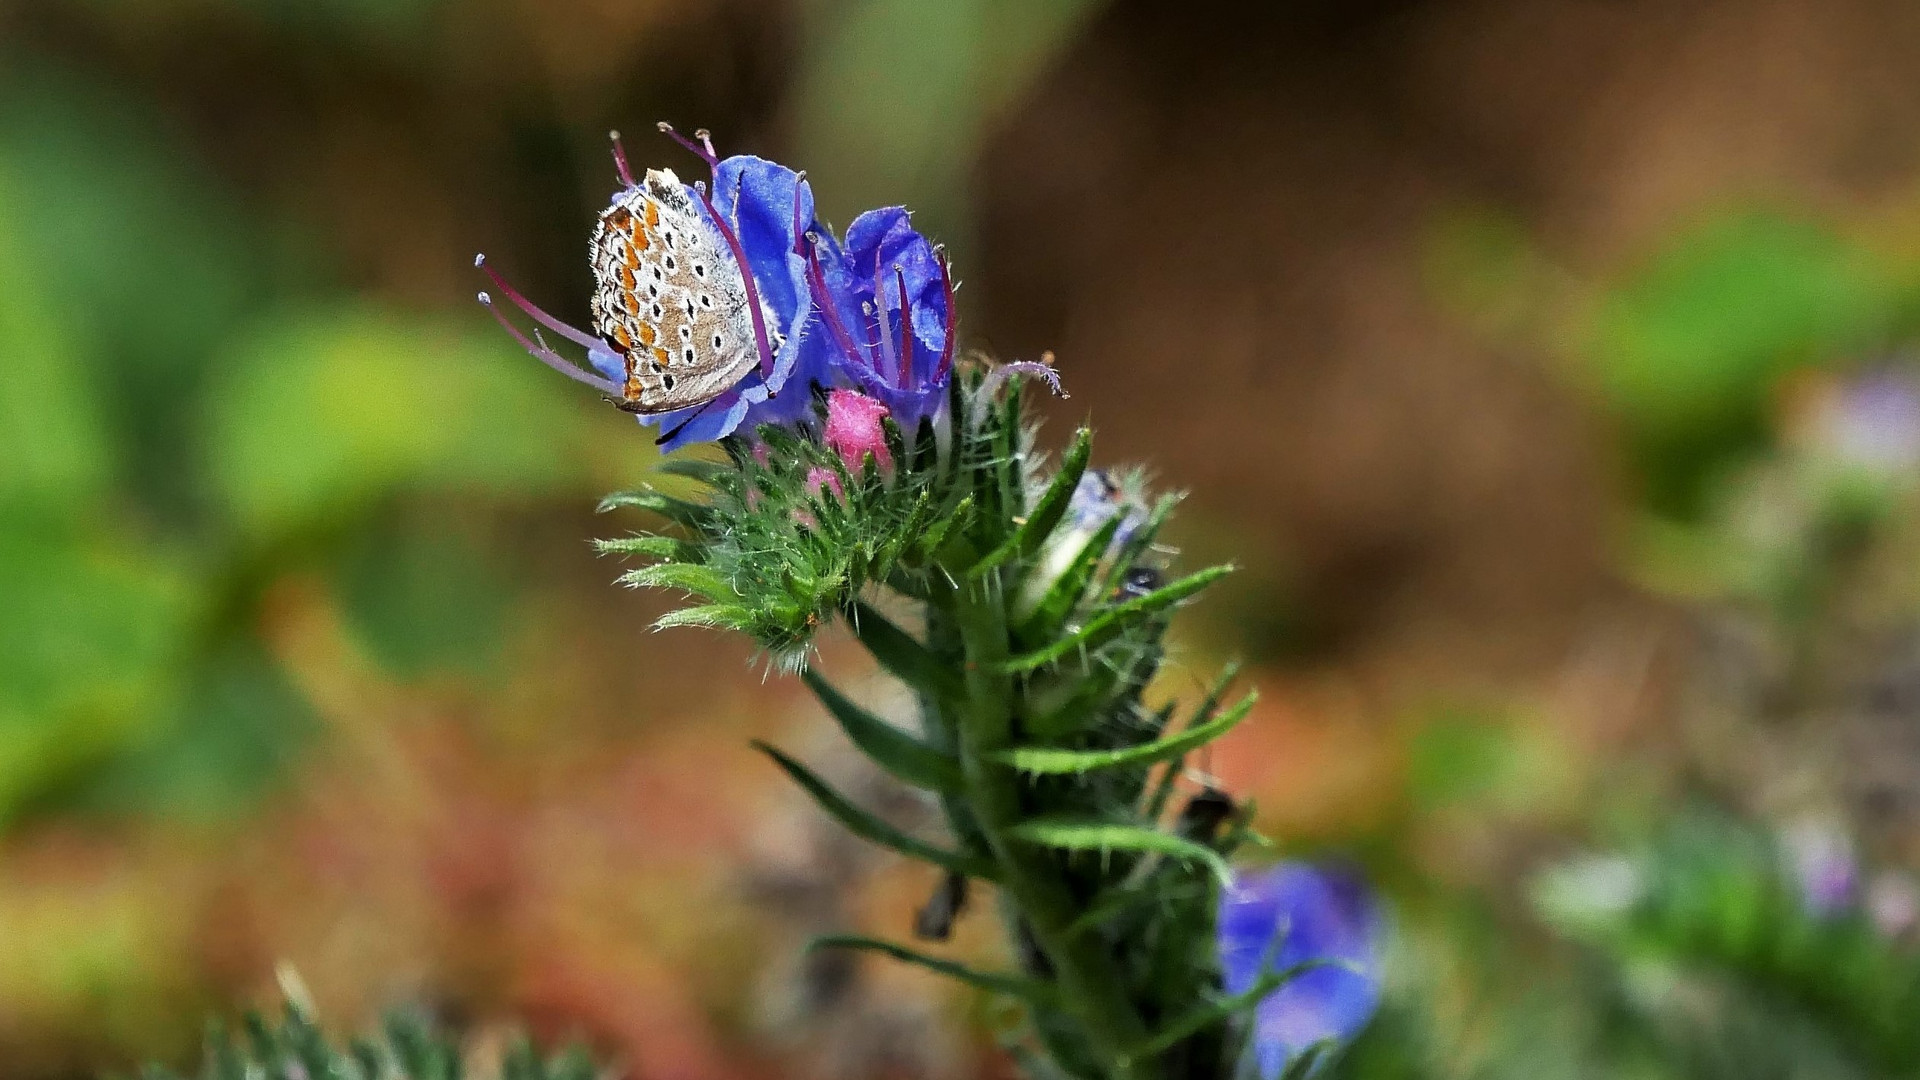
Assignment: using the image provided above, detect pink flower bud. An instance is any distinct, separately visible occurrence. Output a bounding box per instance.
[823,389,894,475]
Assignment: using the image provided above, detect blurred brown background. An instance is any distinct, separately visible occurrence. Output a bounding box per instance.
[9,0,1920,1076]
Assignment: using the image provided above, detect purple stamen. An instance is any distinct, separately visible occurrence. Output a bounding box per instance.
[806,236,886,392]
[893,265,912,388]
[475,254,604,351]
[609,130,635,188]
[656,121,718,169]
[790,172,809,256]
[934,247,956,384]
[692,181,777,384]
[656,126,778,385]
[477,292,618,394]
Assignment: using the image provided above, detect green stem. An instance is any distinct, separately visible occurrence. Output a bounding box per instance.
[945,572,1152,1080]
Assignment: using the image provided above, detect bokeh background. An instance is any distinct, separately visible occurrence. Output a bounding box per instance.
[10,0,1920,1076]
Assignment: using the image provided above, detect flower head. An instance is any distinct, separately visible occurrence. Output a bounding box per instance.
[1217,863,1383,1076]
[807,207,955,435]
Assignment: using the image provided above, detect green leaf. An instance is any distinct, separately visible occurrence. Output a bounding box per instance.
[801,669,963,792]
[1008,817,1232,884]
[651,605,754,632]
[972,427,1094,581]
[848,601,967,703]
[754,742,996,879]
[996,691,1256,775]
[1014,511,1123,641]
[1129,960,1331,1061]
[597,488,710,528]
[617,561,737,600]
[1003,565,1233,673]
[652,457,731,485]
[593,534,695,561]
[807,933,1054,1001]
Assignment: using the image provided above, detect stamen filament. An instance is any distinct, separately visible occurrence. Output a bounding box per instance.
[475,254,603,350]
[609,130,636,188]
[894,265,912,388]
[477,293,618,394]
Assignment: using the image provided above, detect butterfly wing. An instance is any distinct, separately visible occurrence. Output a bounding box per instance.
[591,169,759,414]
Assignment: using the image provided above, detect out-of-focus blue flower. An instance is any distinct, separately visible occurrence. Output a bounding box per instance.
[1782,818,1858,918]
[806,206,954,434]
[1217,862,1383,1076]
[1814,368,1920,474]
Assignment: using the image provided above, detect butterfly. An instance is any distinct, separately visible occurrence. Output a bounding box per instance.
[589,167,762,415]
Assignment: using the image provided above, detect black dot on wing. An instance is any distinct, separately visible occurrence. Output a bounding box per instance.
[683,347,695,364]
[712,333,723,349]
[693,263,706,278]
[679,325,692,340]
[698,293,713,309]
[662,373,677,391]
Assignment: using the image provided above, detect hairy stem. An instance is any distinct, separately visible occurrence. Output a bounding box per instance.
[944,572,1151,1079]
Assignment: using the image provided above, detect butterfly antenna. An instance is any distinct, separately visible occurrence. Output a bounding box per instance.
[609,130,636,187]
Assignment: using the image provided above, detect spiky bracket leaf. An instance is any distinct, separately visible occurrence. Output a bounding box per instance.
[754,741,996,880]
[802,670,963,792]
[1009,817,1233,885]
[1004,565,1234,674]
[996,691,1256,775]
[808,934,1055,1003]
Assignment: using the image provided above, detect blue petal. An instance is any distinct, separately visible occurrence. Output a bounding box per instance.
[643,391,753,452]
[706,157,815,396]
[1218,863,1383,1075]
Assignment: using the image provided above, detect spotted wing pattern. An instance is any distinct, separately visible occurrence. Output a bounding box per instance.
[590,168,758,414]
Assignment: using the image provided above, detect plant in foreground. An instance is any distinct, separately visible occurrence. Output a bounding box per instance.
[137,1004,600,1080]
[479,128,1378,1079]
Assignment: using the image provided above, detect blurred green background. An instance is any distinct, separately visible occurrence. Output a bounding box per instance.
[10,0,1920,1077]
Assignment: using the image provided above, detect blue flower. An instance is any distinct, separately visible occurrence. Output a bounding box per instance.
[1217,863,1383,1076]
[806,206,954,435]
